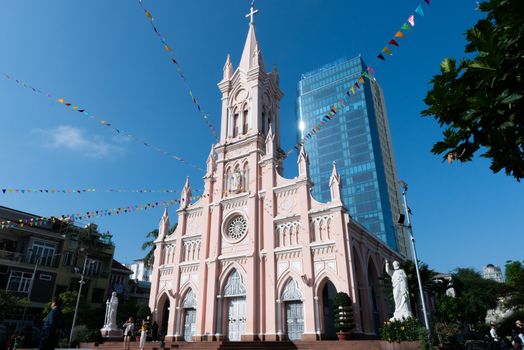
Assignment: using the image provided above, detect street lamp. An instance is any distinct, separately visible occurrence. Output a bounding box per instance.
[69,250,94,347]
[399,180,430,331]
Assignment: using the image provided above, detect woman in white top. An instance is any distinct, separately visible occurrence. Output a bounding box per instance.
[123,317,134,350]
[139,320,149,350]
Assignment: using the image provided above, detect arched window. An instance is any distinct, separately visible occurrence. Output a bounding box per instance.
[233,113,239,138]
[243,109,248,134]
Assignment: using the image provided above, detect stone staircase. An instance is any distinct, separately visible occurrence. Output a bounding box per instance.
[82,340,419,350]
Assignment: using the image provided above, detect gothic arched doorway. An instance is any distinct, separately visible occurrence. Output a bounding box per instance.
[281,279,304,341]
[368,260,381,334]
[181,289,196,342]
[161,297,170,337]
[223,270,246,341]
[321,280,337,339]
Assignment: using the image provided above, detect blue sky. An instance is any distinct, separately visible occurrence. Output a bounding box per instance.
[0,0,522,274]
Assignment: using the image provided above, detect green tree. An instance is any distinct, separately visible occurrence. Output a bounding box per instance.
[142,228,158,268]
[422,0,524,180]
[142,223,177,267]
[452,268,501,324]
[0,290,19,322]
[504,260,524,309]
[435,295,463,324]
[136,305,151,321]
[43,291,86,330]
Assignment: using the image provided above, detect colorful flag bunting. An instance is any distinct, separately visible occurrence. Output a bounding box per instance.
[395,31,405,38]
[377,54,386,61]
[137,0,219,142]
[408,15,415,27]
[382,47,393,56]
[415,5,424,16]
[388,39,400,47]
[3,74,203,172]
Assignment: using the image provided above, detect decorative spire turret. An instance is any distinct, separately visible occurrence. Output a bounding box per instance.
[158,208,170,241]
[329,161,342,202]
[180,177,192,209]
[223,54,232,81]
[206,144,216,176]
[265,124,275,155]
[297,146,309,178]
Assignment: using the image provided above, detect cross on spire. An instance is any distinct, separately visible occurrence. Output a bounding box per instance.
[245,0,258,24]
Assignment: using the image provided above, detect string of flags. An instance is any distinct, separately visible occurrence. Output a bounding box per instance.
[2,73,203,172]
[1,188,180,195]
[0,198,180,229]
[138,0,219,142]
[286,0,431,156]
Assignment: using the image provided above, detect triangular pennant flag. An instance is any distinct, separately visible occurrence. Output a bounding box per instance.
[401,23,411,30]
[171,58,177,65]
[383,47,393,56]
[395,31,405,38]
[367,66,376,74]
[377,54,386,61]
[351,86,356,95]
[408,15,415,27]
[388,39,400,47]
[164,44,172,52]
[424,0,430,4]
[358,76,365,84]
[415,5,424,16]
[145,11,152,19]
[2,189,5,194]
[57,98,65,103]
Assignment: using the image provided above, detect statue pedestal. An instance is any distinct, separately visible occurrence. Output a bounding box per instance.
[100,327,123,339]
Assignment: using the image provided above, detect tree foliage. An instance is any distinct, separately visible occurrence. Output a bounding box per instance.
[422,0,524,180]
[142,223,177,267]
[0,290,20,322]
[504,260,524,309]
[452,268,501,324]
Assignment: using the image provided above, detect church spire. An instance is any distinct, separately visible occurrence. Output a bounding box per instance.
[180,176,192,209]
[223,54,233,81]
[329,161,342,203]
[239,1,264,72]
[158,208,170,241]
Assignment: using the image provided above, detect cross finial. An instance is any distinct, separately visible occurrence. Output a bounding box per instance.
[245,0,258,25]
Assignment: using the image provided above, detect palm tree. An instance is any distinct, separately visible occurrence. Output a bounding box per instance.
[141,229,158,268]
[141,223,177,268]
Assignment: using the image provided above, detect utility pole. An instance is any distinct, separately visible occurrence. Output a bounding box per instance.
[400,180,430,330]
[69,253,90,346]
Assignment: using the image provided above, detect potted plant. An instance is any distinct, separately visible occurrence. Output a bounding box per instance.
[333,292,355,340]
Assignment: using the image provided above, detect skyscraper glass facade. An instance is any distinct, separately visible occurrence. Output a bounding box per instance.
[297,56,408,256]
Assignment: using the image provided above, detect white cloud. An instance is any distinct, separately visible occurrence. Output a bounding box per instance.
[35,125,123,159]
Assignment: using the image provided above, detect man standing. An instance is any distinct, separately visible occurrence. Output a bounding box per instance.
[39,297,64,350]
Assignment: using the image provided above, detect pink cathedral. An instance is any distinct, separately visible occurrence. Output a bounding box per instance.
[149,7,402,343]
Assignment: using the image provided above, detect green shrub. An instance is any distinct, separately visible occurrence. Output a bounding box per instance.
[380,317,422,343]
[332,292,355,332]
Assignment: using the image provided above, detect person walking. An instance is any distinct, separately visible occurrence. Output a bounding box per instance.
[122,317,134,350]
[151,321,158,342]
[38,297,64,350]
[139,320,149,350]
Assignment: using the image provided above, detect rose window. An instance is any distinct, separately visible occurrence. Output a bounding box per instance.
[227,216,248,241]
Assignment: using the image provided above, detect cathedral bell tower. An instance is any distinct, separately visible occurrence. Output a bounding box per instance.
[216,4,284,197]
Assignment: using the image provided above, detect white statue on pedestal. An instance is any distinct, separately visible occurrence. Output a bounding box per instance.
[385,260,413,321]
[101,292,123,337]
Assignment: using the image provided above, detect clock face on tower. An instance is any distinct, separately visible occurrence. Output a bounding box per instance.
[224,214,248,243]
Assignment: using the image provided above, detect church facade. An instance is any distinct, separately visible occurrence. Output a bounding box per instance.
[149,11,402,342]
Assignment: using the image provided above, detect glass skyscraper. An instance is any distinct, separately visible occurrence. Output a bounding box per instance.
[297,56,409,257]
